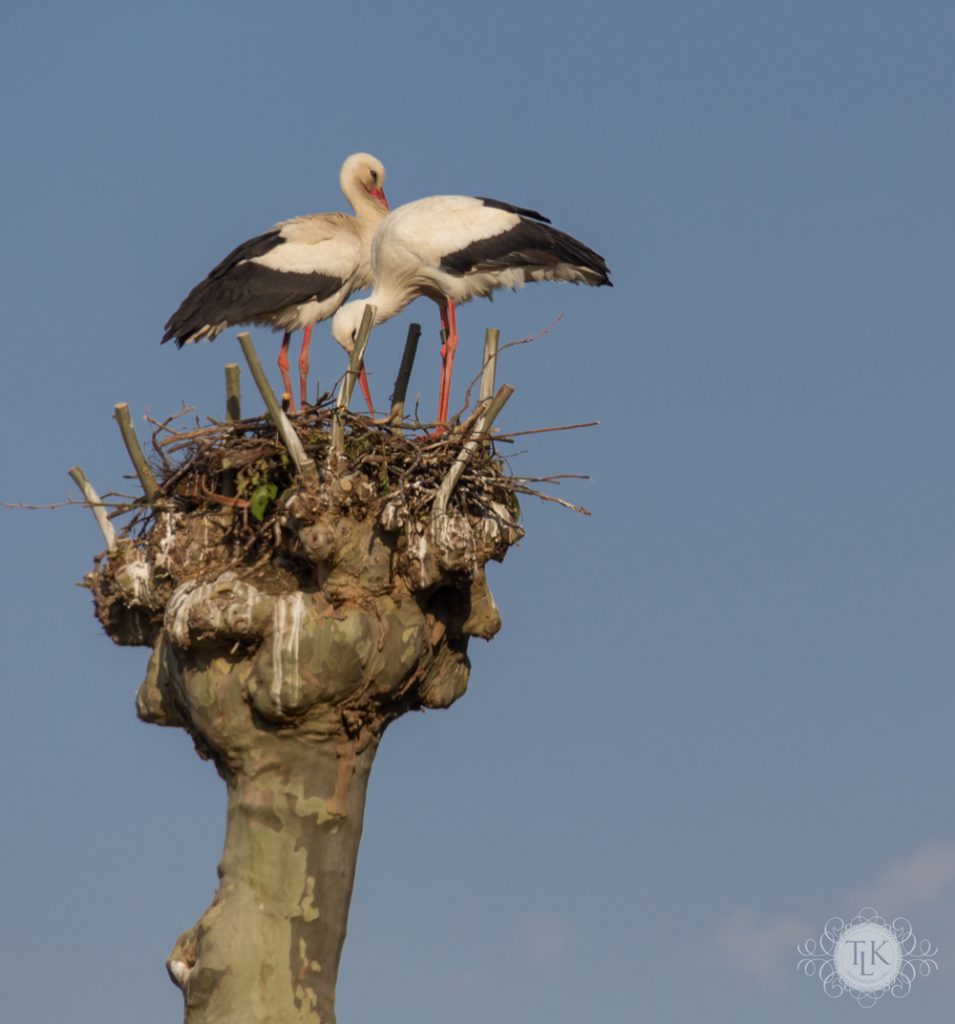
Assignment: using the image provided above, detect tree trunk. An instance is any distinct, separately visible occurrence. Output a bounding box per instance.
[90,453,519,1021]
[170,741,376,1023]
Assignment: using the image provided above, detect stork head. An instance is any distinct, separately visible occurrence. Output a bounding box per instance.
[340,152,388,212]
[331,300,369,354]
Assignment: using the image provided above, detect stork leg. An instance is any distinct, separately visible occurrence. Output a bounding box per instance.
[277,332,297,413]
[297,325,313,410]
[437,304,448,423]
[438,299,459,423]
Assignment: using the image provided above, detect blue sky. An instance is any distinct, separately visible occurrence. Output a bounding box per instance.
[2,1,954,1020]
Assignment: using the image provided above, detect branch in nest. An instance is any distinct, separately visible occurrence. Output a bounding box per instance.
[457,314,565,416]
[509,485,591,516]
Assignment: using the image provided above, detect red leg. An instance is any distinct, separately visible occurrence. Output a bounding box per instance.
[277,332,296,413]
[440,300,459,422]
[437,301,451,423]
[297,325,313,410]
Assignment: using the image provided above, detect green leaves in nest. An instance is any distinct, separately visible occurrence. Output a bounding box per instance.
[249,482,278,522]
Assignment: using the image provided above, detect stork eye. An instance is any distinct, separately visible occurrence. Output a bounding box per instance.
[370,169,378,184]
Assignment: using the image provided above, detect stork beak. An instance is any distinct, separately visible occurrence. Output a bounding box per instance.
[370,187,389,210]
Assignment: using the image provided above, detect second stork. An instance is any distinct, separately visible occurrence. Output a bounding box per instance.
[332,195,611,423]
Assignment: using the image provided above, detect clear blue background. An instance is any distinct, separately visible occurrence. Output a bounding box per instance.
[2,1,954,1020]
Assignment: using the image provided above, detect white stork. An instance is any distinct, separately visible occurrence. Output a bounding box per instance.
[162,152,389,412]
[331,195,611,423]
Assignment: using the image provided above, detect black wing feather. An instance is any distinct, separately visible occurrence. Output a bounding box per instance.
[475,197,551,224]
[162,230,343,345]
[440,217,611,285]
[203,229,284,279]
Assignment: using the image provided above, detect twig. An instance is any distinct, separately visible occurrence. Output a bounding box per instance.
[68,466,119,551]
[387,322,421,424]
[510,473,591,483]
[479,328,499,407]
[146,408,197,468]
[222,364,241,496]
[1,497,134,512]
[156,424,224,447]
[497,420,600,439]
[201,488,250,509]
[114,403,161,502]
[432,384,514,521]
[225,364,241,422]
[237,332,318,484]
[3,499,70,510]
[458,315,563,416]
[331,304,375,452]
[145,410,194,431]
[510,484,591,516]
[340,305,375,411]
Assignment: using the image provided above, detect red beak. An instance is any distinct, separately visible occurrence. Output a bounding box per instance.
[370,187,389,210]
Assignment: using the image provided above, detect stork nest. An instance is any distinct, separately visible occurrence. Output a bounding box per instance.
[82,396,590,646]
[103,396,591,545]
[119,400,524,545]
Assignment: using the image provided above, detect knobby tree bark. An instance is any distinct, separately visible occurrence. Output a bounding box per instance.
[89,462,518,1022]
